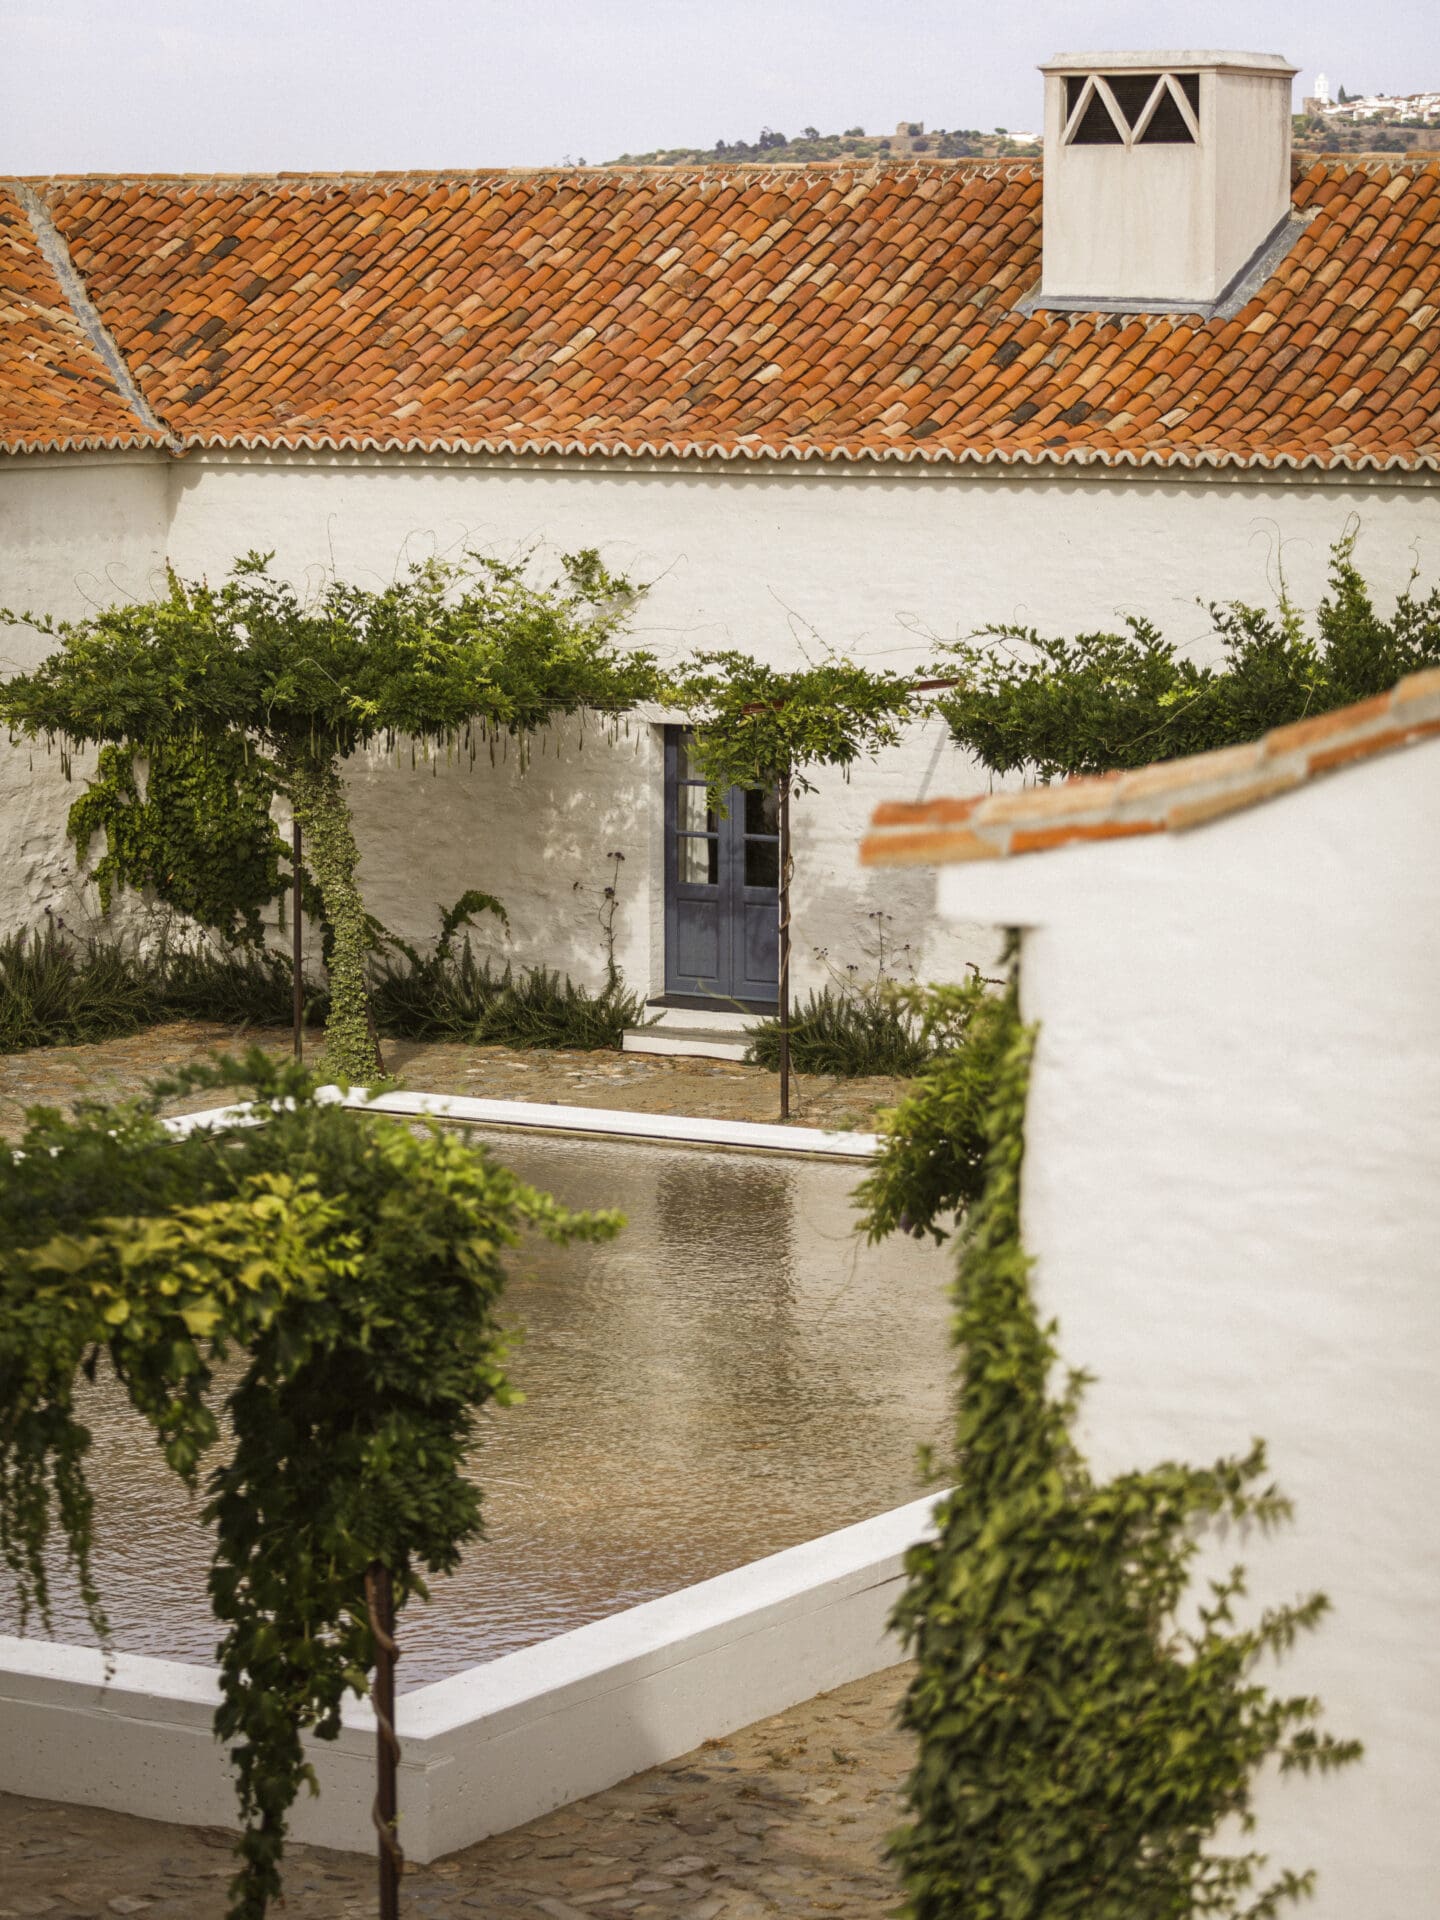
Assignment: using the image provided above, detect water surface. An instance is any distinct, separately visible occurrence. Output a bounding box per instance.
[0,1125,952,1686]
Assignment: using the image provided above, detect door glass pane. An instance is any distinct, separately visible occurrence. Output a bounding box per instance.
[678,784,715,834]
[679,835,719,885]
[745,838,779,889]
[675,735,708,786]
[744,786,779,835]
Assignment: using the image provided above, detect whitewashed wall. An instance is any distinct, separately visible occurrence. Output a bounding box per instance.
[4,447,1439,1001]
[933,740,1440,1920]
[0,453,169,936]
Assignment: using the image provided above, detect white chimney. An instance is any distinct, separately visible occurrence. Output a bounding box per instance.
[1036,50,1299,312]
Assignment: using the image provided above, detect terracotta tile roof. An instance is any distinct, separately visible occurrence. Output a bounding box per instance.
[5,156,1440,467]
[861,669,1440,868]
[0,186,166,453]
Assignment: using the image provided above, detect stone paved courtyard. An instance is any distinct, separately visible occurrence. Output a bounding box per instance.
[0,1023,911,1143]
[0,1666,914,1919]
[1,1030,922,1915]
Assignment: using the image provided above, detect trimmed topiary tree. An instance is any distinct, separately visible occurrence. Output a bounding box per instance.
[1,550,657,1077]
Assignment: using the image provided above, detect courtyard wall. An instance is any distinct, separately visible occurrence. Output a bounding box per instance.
[929,737,1440,1920]
[3,449,1438,1004]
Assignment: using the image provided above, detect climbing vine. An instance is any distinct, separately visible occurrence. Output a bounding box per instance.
[66,736,290,945]
[674,650,920,800]
[852,967,1014,1238]
[0,1051,621,1918]
[1,549,658,1079]
[884,981,1360,1919]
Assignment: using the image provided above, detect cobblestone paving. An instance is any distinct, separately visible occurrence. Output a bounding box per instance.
[0,1665,913,1919]
[0,1024,911,1143]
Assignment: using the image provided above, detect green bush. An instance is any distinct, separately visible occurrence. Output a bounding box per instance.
[854,972,1015,1240]
[889,987,1360,1920]
[936,535,1440,780]
[373,947,645,1051]
[0,923,328,1055]
[0,900,641,1058]
[0,1050,621,1917]
[0,922,157,1051]
[747,983,932,1077]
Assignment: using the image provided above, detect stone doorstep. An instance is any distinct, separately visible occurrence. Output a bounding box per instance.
[621,1027,752,1062]
[622,1005,760,1062]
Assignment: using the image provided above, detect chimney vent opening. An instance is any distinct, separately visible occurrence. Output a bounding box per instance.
[1064,72,1200,146]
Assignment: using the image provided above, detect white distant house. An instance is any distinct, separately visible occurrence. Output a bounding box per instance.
[2,48,1438,1034]
[862,670,1440,1920]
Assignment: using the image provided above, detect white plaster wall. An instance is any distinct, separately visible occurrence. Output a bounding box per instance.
[161,452,1440,999]
[935,740,1440,1920]
[0,454,170,935]
[5,448,1438,1004]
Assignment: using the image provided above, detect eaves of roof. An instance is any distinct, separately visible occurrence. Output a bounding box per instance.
[4,155,1440,473]
[860,667,1440,869]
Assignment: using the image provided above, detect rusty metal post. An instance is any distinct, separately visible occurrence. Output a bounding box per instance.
[365,1562,403,1920]
[777,768,792,1122]
[292,818,304,1063]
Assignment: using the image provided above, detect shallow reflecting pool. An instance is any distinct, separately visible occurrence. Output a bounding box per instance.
[0,1124,952,1687]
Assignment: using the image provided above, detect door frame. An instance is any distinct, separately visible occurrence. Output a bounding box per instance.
[661,727,779,1009]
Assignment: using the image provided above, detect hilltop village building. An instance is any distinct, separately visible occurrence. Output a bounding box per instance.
[2,48,1438,1019]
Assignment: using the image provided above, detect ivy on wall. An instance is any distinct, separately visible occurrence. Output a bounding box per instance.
[66,736,290,946]
[884,980,1361,1919]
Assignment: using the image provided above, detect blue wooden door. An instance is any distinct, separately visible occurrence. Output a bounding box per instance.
[664,730,779,1006]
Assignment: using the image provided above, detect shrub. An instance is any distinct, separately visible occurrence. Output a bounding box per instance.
[374,949,645,1051]
[747,982,932,1078]
[0,922,158,1052]
[0,1051,621,1917]
[935,535,1440,780]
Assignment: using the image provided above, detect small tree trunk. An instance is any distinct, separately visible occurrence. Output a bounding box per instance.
[285,755,383,1080]
[365,1561,403,1920]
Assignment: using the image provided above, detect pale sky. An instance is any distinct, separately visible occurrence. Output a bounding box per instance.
[2,0,1434,176]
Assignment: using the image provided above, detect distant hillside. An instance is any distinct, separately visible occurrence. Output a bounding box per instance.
[1292,111,1440,154]
[601,121,1041,168]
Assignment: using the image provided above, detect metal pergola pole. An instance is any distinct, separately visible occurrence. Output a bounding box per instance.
[292,818,304,1063]
[778,767,792,1122]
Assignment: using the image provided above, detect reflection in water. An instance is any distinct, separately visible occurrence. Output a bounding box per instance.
[0,1128,951,1688]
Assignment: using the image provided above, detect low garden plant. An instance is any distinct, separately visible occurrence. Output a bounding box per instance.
[0,1051,622,1919]
[877,979,1361,1919]
[746,982,931,1078]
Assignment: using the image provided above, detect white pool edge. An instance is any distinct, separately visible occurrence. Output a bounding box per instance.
[164,1089,879,1159]
[0,1493,941,1861]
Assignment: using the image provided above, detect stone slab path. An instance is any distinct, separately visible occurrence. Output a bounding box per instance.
[0,1024,912,1143]
[0,1665,914,1919]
